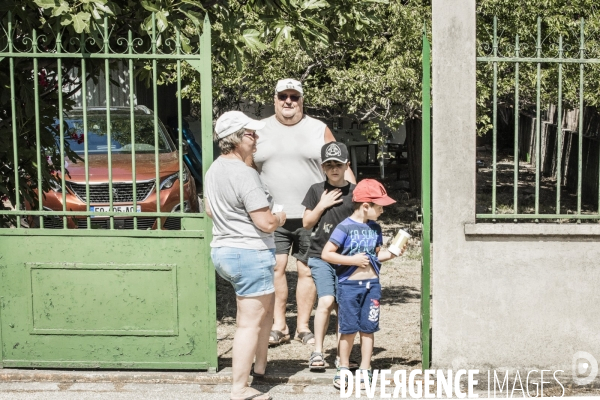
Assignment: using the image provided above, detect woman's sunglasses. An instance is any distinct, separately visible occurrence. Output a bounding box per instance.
[244,131,258,139]
[277,93,301,102]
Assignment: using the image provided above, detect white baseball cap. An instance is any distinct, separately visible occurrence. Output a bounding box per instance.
[215,111,265,139]
[275,78,303,95]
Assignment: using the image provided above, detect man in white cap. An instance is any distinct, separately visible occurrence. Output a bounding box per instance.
[253,79,356,346]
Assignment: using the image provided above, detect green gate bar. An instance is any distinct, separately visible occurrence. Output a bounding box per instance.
[577,18,585,219]
[129,29,138,230]
[421,27,432,371]
[535,18,541,217]
[477,16,600,222]
[104,17,114,230]
[8,12,20,229]
[513,34,520,217]
[491,16,498,215]
[556,35,563,214]
[33,28,43,229]
[56,28,67,229]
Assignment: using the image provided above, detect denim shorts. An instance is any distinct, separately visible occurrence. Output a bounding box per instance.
[308,257,337,299]
[337,278,381,334]
[274,218,311,264]
[211,247,276,297]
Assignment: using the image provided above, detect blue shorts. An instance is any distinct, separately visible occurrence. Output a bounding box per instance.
[308,257,337,299]
[211,247,276,297]
[337,278,381,334]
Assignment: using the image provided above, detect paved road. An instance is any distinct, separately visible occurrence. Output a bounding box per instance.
[0,382,348,400]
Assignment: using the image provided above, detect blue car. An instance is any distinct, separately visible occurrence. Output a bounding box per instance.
[167,117,204,187]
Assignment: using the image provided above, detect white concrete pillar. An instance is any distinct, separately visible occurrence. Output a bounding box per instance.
[431,0,477,366]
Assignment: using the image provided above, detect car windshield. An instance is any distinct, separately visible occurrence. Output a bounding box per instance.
[64,114,175,154]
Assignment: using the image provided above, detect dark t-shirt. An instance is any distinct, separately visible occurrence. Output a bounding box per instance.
[301,181,356,258]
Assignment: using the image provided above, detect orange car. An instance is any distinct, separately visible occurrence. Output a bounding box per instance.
[28,106,199,229]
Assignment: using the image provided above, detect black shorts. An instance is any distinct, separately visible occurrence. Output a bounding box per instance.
[274,218,311,264]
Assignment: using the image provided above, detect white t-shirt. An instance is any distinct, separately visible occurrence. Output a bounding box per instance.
[205,157,274,249]
[253,115,326,219]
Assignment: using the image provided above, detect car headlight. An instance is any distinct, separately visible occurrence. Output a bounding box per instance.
[160,170,189,190]
[49,179,62,193]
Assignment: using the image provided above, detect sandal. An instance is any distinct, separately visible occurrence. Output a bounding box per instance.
[250,363,266,378]
[358,368,373,390]
[268,330,290,346]
[335,356,359,370]
[333,367,350,389]
[230,392,272,400]
[308,351,326,370]
[294,331,315,345]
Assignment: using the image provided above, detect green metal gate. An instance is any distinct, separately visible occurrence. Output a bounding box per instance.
[420,28,432,371]
[0,12,217,370]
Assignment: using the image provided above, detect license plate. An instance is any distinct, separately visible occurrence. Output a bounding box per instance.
[91,205,141,216]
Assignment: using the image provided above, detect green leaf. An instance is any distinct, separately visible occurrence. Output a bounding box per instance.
[273,25,292,48]
[239,29,267,52]
[141,15,153,33]
[180,0,205,8]
[51,1,70,17]
[33,0,56,9]
[72,11,91,33]
[140,0,160,13]
[301,0,329,10]
[180,9,201,26]
[155,11,169,32]
[93,2,114,15]
[59,14,72,26]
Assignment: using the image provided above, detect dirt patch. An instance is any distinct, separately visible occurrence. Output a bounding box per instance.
[215,170,427,372]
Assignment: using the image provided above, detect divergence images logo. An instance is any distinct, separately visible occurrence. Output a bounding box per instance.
[573,351,599,385]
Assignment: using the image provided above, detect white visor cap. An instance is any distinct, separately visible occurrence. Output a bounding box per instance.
[275,78,303,95]
[215,111,265,139]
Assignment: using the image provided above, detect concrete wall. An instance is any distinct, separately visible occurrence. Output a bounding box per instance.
[431,0,600,372]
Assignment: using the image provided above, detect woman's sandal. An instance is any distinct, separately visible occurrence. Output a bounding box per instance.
[308,351,326,370]
[268,330,290,346]
[333,367,350,389]
[294,331,315,345]
[250,363,266,378]
[335,356,359,370]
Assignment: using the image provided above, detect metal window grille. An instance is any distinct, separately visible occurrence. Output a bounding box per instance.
[477,16,600,222]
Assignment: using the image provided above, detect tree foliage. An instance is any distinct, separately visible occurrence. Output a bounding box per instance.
[476,0,600,134]
[0,0,384,225]
[188,0,430,143]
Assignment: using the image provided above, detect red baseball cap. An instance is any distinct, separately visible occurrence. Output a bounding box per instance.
[353,179,396,206]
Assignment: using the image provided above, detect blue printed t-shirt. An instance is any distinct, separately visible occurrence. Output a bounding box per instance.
[328,217,383,283]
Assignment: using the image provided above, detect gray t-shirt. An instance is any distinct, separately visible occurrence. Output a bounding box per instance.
[205,157,275,250]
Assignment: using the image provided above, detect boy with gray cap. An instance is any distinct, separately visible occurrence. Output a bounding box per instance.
[301,142,356,371]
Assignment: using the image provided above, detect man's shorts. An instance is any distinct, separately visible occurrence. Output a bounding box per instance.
[274,218,311,264]
[308,257,337,299]
[211,247,276,297]
[337,278,381,334]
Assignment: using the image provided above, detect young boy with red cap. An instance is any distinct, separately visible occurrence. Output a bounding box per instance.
[321,179,404,389]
